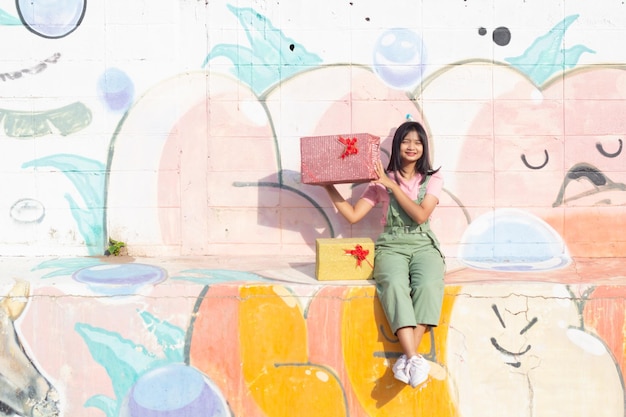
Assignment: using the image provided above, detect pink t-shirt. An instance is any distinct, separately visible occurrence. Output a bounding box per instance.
[360,170,444,225]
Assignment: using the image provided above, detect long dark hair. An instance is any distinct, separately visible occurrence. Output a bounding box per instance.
[386,121,439,184]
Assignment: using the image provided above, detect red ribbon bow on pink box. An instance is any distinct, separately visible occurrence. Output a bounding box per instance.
[338,136,358,159]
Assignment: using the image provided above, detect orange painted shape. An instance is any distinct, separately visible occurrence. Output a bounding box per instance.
[188,284,259,416]
[584,285,626,379]
[190,283,461,416]
[307,286,367,416]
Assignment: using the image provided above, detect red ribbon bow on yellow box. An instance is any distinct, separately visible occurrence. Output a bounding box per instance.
[344,244,373,268]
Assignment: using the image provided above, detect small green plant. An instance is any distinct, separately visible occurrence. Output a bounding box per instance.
[106,238,126,256]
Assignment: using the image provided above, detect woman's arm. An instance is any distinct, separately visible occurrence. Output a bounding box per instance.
[323,184,374,224]
[373,161,438,224]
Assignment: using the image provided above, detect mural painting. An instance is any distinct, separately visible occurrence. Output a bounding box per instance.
[0,1,625,416]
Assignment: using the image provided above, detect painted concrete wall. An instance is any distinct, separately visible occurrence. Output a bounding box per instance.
[1,1,626,416]
[4,0,626,260]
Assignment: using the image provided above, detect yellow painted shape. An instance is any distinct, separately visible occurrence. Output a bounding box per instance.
[240,285,308,376]
[239,285,347,416]
[316,238,375,281]
[247,365,347,417]
[341,285,461,416]
[1,280,30,319]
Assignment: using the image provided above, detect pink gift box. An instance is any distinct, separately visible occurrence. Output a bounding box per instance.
[300,133,380,185]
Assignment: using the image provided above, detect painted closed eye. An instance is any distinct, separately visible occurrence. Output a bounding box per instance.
[596,138,622,158]
[521,149,549,170]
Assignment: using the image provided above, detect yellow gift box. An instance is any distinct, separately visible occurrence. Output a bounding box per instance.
[315,238,375,281]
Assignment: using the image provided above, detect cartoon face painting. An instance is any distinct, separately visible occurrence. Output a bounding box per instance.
[445,283,623,416]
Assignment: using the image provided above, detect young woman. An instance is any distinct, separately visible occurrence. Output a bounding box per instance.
[321,120,445,388]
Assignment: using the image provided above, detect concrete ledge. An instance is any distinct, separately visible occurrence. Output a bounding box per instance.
[1,256,625,416]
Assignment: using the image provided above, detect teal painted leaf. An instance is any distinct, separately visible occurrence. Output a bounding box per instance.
[202,5,322,94]
[171,268,269,284]
[74,323,162,405]
[505,14,595,86]
[0,8,21,25]
[138,310,185,363]
[22,154,106,255]
[84,394,117,417]
[32,257,104,278]
[22,154,104,206]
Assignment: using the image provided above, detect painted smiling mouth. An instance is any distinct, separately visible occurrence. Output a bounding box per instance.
[553,162,626,207]
[490,337,531,368]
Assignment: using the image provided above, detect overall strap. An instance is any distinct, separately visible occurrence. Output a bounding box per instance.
[417,174,432,204]
[384,173,433,230]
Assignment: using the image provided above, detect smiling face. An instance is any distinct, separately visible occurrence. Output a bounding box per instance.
[446,283,624,417]
[400,130,424,165]
[489,303,537,368]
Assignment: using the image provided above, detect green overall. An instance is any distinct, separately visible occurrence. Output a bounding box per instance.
[373,175,446,334]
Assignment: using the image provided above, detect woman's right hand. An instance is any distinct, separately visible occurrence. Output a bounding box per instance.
[373,160,395,190]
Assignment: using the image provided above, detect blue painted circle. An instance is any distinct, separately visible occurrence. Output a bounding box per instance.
[126,364,228,416]
[16,0,86,38]
[133,365,205,410]
[458,209,570,271]
[73,263,166,286]
[373,28,426,89]
[98,68,135,112]
[72,263,167,295]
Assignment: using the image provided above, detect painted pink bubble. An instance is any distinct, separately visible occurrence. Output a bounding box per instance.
[266,65,427,242]
[157,75,276,252]
[300,65,468,249]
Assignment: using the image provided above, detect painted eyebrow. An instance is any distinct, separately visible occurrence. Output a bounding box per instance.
[520,317,538,335]
[492,304,506,328]
[493,303,538,335]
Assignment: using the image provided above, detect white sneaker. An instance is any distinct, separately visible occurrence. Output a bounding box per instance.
[392,354,409,384]
[407,355,430,388]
